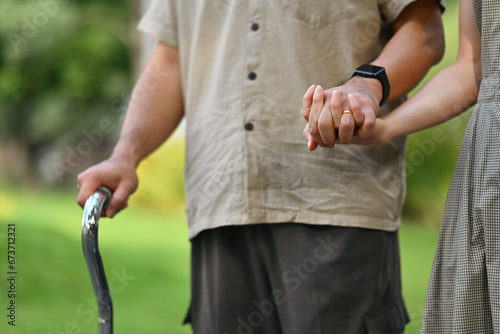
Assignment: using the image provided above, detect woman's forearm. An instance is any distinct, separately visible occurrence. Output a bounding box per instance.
[384,59,480,140]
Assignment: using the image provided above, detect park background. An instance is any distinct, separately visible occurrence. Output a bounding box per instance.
[0,0,467,333]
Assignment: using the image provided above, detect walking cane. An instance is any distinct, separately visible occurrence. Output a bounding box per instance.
[82,186,114,334]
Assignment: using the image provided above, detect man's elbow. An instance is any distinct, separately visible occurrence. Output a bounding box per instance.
[427,25,445,65]
[405,0,446,66]
[421,3,446,66]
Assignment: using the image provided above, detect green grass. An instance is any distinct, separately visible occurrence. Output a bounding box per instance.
[0,189,439,333]
[0,189,191,334]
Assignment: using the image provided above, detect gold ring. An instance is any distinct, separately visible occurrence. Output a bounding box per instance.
[342,110,352,115]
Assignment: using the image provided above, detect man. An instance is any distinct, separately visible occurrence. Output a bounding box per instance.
[77,0,444,333]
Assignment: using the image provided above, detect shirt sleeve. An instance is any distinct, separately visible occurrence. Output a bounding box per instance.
[137,0,178,47]
[378,0,446,24]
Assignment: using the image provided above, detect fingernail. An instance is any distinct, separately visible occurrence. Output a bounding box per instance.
[304,85,315,97]
[348,93,355,102]
[313,85,322,98]
[333,90,340,100]
[108,209,117,218]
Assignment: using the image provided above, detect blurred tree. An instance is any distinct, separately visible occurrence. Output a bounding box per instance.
[0,0,134,183]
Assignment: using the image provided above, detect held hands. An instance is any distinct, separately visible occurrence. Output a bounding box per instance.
[301,77,387,150]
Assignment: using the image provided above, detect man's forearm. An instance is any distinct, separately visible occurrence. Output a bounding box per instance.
[112,42,184,167]
[370,0,445,103]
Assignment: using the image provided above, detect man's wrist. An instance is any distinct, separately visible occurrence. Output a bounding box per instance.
[351,64,389,106]
[349,76,383,108]
[111,144,141,168]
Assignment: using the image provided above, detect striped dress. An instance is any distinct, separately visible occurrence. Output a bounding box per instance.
[421,1,500,333]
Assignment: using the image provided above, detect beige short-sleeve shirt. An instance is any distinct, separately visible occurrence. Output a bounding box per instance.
[138,0,440,239]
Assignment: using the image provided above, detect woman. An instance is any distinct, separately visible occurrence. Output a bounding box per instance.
[303,0,499,331]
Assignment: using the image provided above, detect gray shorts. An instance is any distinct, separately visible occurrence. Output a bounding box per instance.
[184,223,408,334]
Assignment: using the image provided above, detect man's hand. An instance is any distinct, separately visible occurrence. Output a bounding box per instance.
[77,158,138,219]
[301,76,381,150]
[77,155,139,218]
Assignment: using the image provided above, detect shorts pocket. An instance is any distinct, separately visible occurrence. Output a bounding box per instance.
[363,297,410,334]
[281,0,357,28]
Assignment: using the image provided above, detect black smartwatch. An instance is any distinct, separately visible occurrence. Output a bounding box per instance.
[351,64,390,107]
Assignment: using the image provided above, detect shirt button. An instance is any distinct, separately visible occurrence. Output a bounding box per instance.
[244,122,254,131]
[251,23,259,31]
[248,72,257,80]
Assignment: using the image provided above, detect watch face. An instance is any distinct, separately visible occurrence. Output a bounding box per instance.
[356,64,385,76]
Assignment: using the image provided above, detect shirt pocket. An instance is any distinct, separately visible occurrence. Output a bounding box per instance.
[281,0,357,28]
